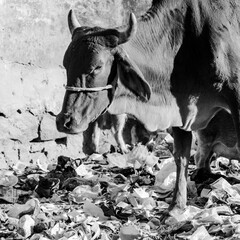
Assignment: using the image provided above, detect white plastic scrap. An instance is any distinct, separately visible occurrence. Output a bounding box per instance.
[211,177,240,198]
[155,157,176,191]
[190,226,213,240]
[169,205,202,223]
[193,208,223,226]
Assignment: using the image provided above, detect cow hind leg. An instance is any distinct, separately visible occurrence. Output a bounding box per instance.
[223,87,240,156]
[194,130,215,173]
[170,127,192,211]
[192,149,214,184]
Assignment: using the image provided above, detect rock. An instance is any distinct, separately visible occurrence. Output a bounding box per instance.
[119,225,141,240]
[41,68,66,115]
[8,199,39,219]
[0,117,22,140]
[30,142,45,153]
[30,152,49,168]
[40,114,66,141]
[64,134,84,159]
[2,140,19,167]
[18,215,35,238]
[0,153,8,169]
[43,141,65,163]
[8,111,39,142]
[18,143,31,164]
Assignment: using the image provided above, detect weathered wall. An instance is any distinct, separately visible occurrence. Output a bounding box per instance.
[0,0,151,169]
[0,0,151,67]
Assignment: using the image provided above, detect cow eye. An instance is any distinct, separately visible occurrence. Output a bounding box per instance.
[93,65,102,73]
[88,65,103,77]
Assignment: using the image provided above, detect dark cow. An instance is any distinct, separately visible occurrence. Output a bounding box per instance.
[56,0,240,212]
[91,113,128,153]
[195,110,239,172]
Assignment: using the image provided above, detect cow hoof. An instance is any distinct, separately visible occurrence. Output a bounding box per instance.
[121,148,129,154]
[159,210,170,224]
[120,144,130,154]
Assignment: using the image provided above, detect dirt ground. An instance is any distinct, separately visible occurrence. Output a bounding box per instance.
[1,124,240,240]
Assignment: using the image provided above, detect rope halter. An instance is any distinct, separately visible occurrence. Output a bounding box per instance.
[65,84,113,92]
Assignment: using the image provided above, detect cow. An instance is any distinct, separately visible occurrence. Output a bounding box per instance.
[91,113,128,153]
[56,0,240,212]
[195,109,239,172]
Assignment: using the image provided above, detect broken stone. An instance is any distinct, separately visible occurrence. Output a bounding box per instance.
[30,142,45,153]
[8,198,40,219]
[0,153,8,169]
[30,152,48,168]
[119,225,141,240]
[2,140,19,167]
[18,143,31,164]
[18,214,35,238]
[64,134,84,159]
[8,111,39,141]
[0,117,22,140]
[40,114,66,141]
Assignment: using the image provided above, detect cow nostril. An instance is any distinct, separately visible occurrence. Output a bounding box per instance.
[64,117,73,129]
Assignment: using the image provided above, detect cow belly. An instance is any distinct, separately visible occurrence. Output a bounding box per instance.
[195,110,239,170]
[178,93,229,131]
[108,97,183,132]
[109,92,228,132]
[213,143,239,160]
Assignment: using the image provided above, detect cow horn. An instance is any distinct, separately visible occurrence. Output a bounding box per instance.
[68,9,81,35]
[118,13,137,45]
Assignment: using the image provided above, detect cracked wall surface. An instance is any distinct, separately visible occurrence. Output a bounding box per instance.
[0,0,151,169]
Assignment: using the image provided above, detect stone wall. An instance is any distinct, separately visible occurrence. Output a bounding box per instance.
[0,0,151,169]
[0,60,84,169]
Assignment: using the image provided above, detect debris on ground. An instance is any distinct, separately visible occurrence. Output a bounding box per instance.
[1,134,240,239]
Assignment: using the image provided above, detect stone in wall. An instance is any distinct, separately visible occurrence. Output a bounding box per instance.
[0,111,39,143]
[0,117,23,141]
[1,140,19,167]
[18,143,31,165]
[64,134,85,159]
[8,111,39,142]
[40,114,66,141]
[0,60,66,117]
[0,153,8,170]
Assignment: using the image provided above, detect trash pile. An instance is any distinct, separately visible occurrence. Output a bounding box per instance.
[1,135,240,239]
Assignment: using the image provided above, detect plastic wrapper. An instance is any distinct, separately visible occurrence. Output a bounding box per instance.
[193,208,223,226]
[119,224,141,240]
[107,153,128,168]
[190,226,213,240]
[154,158,176,192]
[70,184,101,203]
[82,200,109,221]
[211,177,240,198]
[169,205,201,223]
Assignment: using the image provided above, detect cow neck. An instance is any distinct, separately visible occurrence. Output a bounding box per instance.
[121,3,186,106]
[108,1,188,129]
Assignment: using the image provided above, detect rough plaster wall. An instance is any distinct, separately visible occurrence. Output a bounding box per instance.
[0,0,151,169]
[0,0,150,67]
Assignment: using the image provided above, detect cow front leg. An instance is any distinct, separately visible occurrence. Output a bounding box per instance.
[91,116,105,153]
[112,114,128,153]
[170,127,192,211]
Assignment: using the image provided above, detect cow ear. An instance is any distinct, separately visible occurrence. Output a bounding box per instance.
[114,49,151,102]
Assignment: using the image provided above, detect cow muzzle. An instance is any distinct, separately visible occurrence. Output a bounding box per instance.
[56,84,114,134]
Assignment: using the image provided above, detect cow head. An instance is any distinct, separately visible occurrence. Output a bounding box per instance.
[56,10,151,134]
